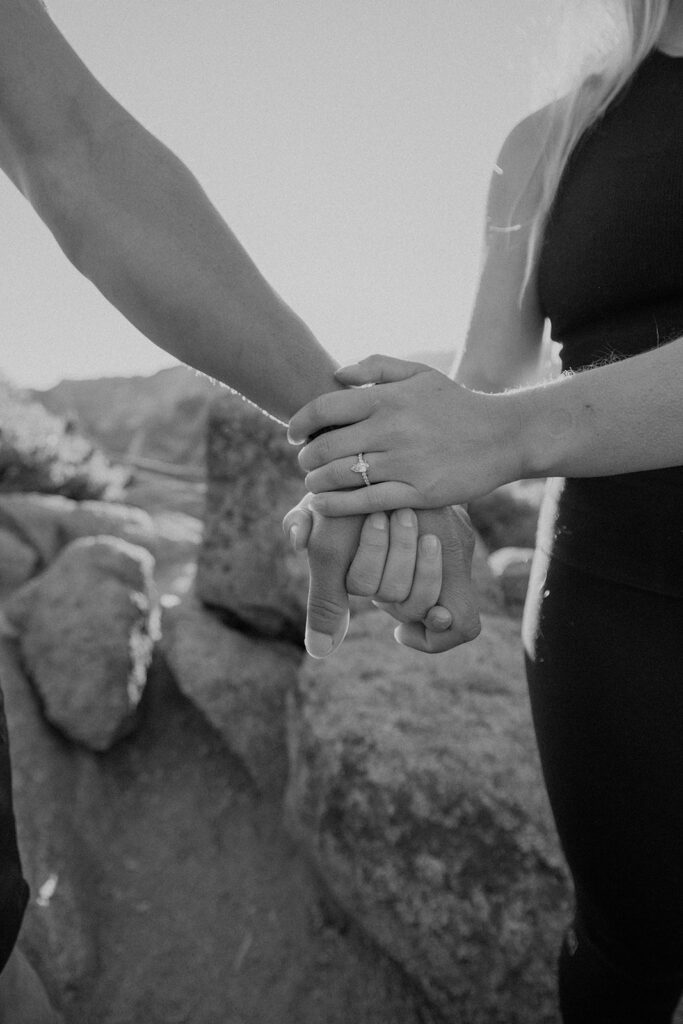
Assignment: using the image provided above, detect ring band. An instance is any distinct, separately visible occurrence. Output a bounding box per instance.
[351,453,371,487]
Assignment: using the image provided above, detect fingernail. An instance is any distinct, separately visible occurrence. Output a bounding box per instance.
[431,612,451,630]
[397,508,415,528]
[370,512,386,530]
[289,525,299,550]
[334,364,361,376]
[420,534,439,556]
[305,630,335,658]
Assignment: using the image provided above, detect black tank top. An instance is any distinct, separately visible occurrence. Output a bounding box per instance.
[535,50,683,596]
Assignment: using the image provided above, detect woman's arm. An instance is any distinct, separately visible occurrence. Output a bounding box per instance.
[453,107,550,392]
[290,103,683,515]
[288,110,551,508]
[291,338,683,516]
[0,0,341,424]
[514,337,683,478]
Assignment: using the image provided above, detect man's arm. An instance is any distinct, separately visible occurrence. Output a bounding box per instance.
[0,0,341,423]
[0,0,479,655]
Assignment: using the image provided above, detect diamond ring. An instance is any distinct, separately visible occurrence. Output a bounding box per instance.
[350,453,371,487]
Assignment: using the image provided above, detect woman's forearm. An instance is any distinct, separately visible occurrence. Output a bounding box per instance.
[513,337,683,479]
[0,0,341,423]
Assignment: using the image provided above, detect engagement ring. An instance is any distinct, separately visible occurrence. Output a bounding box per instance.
[351,453,371,487]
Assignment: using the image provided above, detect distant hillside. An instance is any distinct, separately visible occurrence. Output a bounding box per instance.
[32,365,219,468]
[31,351,455,469]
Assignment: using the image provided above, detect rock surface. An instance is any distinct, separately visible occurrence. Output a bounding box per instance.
[488,546,535,613]
[1,640,434,1024]
[161,592,303,794]
[196,392,308,637]
[3,537,158,751]
[286,609,570,1024]
[471,534,506,614]
[468,480,544,552]
[0,493,156,568]
[0,527,39,591]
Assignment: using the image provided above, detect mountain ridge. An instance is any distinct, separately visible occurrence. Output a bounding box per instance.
[30,351,455,468]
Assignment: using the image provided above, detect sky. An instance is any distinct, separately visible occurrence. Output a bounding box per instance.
[1,0,561,390]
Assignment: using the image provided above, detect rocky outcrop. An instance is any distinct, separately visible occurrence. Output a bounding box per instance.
[286,609,570,1024]
[0,367,569,1023]
[468,480,544,552]
[161,592,302,795]
[471,534,505,614]
[0,493,201,601]
[0,493,156,567]
[488,546,535,614]
[196,392,308,637]
[0,527,39,590]
[2,638,427,1024]
[3,537,158,751]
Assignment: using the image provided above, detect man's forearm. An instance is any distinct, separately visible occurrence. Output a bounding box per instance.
[514,338,683,479]
[0,0,342,422]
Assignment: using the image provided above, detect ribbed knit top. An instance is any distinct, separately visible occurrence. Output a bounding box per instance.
[534,51,683,595]
[539,50,683,366]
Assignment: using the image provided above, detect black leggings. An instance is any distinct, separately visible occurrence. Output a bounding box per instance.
[0,684,28,974]
[524,551,683,1023]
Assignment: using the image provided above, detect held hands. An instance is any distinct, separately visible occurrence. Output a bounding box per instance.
[288,354,523,516]
[283,497,481,657]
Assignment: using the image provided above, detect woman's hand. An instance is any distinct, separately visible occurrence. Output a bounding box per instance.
[288,354,523,515]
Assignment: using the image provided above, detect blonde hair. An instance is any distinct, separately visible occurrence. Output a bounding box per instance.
[523,0,671,291]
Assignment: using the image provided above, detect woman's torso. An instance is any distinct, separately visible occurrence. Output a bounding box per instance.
[535,50,683,597]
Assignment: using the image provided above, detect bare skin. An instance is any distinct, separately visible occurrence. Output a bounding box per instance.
[0,2,484,1016]
[288,10,683,517]
[0,0,481,658]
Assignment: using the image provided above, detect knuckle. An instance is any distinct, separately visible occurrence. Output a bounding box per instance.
[369,488,389,512]
[311,395,327,424]
[307,594,345,631]
[308,536,341,567]
[462,615,482,643]
[392,534,416,552]
[332,460,349,487]
[346,568,379,597]
[377,582,411,605]
[421,478,442,506]
[314,433,333,463]
[457,603,481,642]
[401,599,429,622]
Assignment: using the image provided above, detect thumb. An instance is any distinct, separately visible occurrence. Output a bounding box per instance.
[304,514,361,658]
[334,354,431,386]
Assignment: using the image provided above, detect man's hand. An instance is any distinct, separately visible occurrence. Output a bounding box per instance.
[283,499,481,656]
[400,505,481,652]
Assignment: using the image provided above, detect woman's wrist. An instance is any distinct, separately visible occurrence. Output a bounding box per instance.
[479,389,530,489]
[507,380,579,480]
